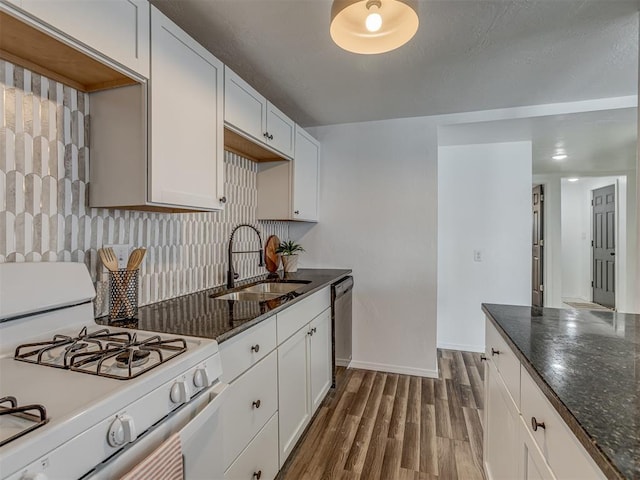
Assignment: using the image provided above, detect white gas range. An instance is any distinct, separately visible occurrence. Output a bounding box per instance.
[0,262,227,480]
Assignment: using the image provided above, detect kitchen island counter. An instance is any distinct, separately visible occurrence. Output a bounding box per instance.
[482,303,640,480]
[96,268,351,343]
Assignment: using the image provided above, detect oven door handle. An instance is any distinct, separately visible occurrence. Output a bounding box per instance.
[179,381,228,444]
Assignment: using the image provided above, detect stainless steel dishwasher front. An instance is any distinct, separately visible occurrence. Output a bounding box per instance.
[331,276,353,387]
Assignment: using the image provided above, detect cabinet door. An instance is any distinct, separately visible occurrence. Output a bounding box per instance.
[149,7,224,210]
[309,309,331,412]
[293,126,320,222]
[224,66,267,143]
[266,102,295,158]
[277,326,310,467]
[225,413,279,480]
[484,360,519,480]
[19,0,149,77]
[520,420,556,480]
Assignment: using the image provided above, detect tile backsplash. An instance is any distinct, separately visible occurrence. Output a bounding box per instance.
[0,60,288,315]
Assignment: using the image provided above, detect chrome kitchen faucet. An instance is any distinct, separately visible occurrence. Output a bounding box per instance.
[227,224,265,289]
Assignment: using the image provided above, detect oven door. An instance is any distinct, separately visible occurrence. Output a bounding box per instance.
[86,381,228,480]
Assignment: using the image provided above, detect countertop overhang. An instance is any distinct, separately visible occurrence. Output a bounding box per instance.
[96,269,351,343]
[482,303,640,480]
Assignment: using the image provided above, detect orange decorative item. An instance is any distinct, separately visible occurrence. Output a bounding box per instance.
[264,235,281,273]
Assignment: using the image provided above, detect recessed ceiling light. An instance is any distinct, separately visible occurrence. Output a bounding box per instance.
[552,154,568,161]
[567,178,579,182]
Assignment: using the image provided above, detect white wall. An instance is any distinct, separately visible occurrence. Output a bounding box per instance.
[291,97,636,378]
[436,142,533,352]
[294,117,440,377]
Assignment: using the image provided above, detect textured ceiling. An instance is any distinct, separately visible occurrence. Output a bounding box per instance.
[439,108,638,175]
[150,0,639,127]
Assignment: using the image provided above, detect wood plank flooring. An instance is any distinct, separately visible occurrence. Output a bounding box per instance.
[278,350,485,480]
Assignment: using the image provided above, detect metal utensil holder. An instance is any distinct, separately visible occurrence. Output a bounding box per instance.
[109,269,139,320]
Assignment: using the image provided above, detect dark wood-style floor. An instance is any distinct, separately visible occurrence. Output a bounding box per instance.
[278,350,485,480]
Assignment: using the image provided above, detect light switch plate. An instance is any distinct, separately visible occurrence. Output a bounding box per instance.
[104,244,131,269]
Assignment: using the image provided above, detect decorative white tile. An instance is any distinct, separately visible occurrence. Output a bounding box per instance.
[1,61,290,316]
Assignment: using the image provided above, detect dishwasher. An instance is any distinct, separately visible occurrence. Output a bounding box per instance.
[332,276,353,387]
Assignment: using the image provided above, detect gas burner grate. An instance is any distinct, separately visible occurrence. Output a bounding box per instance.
[14,326,132,369]
[0,396,49,447]
[68,334,187,380]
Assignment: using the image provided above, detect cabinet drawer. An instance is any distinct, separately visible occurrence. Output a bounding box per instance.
[225,412,279,480]
[277,288,330,344]
[485,318,520,406]
[220,316,277,383]
[520,367,605,480]
[222,351,278,469]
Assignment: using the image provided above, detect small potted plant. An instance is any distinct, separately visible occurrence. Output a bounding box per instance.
[276,240,305,273]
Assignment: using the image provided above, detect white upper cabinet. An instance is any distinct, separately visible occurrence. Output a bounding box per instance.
[225,67,267,143]
[19,0,149,78]
[293,127,320,222]
[266,102,295,158]
[89,6,224,212]
[149,6,224,210]
[224,66,295,158]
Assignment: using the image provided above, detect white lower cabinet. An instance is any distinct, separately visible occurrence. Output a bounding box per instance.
[520,417,555,480]
[484,318,605,480]
[277,325,311,466]
[225,413,279,480]
[309,309,331,412]
[222,351,278,469]
[484,360,520,480]
[220,287,333,477]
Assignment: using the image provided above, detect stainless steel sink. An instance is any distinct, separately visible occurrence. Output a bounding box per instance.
[211,280,311,302]
[240,282,306,295]
[213,291,284,302]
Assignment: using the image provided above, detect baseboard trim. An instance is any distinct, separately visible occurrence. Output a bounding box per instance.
[437,342,485,353]
[348,360,438,378]
[336,358,352,368]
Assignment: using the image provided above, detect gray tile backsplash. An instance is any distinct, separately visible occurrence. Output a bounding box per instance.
[0,60,289,315]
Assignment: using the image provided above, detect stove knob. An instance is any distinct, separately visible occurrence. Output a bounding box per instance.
[107,414,137,447]
[20,473,48,480]
[170,380,191,404]
[193,367,210,388]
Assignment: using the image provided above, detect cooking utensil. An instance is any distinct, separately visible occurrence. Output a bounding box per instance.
[264,235,280,273]
[98,248,119,272]
[118,248,146,317]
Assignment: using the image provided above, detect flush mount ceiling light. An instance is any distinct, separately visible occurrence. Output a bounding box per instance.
[567,178,579,182]
[330,0,419,54]
[552,153,568,161]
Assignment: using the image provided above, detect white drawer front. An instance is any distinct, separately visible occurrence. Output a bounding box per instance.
[223,351,278,469]
[225,412,279,480]
[277,287,331,344]
[520,367,605,480]
[485,318,520,407]
[220,316,277,383]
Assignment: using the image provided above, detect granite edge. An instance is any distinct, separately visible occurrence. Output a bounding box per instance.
[210,269,352,343]
[481,303,625,480]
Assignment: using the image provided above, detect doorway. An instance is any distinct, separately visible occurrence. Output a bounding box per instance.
[592,184,616,309]
[532,185,544,307]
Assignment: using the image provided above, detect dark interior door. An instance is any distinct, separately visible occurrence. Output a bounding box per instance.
[532,185,544,307]
[592,184,615,309]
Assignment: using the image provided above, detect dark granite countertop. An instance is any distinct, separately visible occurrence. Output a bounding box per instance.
[96,269,351,343]
[482,303,640,480]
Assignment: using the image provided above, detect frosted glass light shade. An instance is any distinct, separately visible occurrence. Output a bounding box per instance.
[330,0,419,54]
